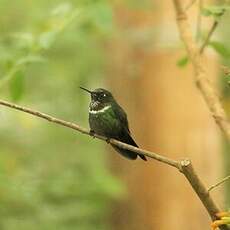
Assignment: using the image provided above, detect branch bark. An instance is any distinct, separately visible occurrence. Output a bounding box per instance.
[181,160,227,225]
[0,99,227,228]
[173,0,230,141]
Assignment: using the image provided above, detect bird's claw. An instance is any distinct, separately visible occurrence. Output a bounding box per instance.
[106,138,110,144]
[89,130,95,138]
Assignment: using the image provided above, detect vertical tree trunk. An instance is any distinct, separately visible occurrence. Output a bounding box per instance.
[108,1,224,230]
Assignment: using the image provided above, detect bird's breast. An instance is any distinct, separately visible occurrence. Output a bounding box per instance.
[89,107,121,137]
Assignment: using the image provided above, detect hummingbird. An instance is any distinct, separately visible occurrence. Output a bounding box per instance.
[80,87,147,161]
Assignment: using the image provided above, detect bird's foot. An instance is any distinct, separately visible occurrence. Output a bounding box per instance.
[89,130,95,138]
[211,212,230,230]
[106,137,110,144]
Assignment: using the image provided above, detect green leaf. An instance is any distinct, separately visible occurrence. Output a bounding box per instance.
[177,56,189,67]
[201,5,230,20]
[10,71,25,102]
[209,41,230,58]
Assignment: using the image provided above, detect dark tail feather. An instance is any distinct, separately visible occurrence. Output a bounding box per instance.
[112,131,147,161]
[111,144,138,160]
[139,154,147,161]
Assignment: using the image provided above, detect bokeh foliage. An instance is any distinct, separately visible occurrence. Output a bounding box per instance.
[0,1,124,229]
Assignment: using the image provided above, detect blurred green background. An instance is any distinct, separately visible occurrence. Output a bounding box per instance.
[0,1,125,229]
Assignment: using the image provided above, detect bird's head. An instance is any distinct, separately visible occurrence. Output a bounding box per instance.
[80,87,114,104]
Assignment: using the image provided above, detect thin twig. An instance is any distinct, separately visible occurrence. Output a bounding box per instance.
[208,175,230,192]
[0,99,179,169]
[0,98,227,228]
[200,20,218,54]
[200,8,226,54]
[173,0,230,142]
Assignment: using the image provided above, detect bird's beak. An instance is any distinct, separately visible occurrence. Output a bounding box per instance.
[80,86,92,94]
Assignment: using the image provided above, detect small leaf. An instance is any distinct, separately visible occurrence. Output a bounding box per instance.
[209,41,230,58]
[10,71,25,102]
[201,5,229,20]
[177,56,189,67]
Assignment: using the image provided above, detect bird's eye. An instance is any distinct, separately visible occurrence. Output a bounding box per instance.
[103,93,106,97]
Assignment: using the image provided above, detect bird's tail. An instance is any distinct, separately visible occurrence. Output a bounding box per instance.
[111,144,137,160]
[111,132,147,161]
[139,153,147,161]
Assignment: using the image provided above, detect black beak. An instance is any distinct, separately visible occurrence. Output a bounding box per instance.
[80,86,92,94]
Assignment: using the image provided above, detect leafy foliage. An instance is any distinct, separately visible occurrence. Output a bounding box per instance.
[201,5,229,20]
[209,41,230,59]
[0,1,124,230]
[176,56,189,68]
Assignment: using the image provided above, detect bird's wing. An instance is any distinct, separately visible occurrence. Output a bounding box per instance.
[113,103,147,161]
[113,103,130,133]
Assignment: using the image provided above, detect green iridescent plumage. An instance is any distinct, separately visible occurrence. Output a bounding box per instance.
[80,87,147,161]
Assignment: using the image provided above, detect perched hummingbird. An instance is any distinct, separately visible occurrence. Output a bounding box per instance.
[80,87,147,161]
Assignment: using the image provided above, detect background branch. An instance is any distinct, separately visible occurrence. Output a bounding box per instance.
[172,0,230,142]
[181,159,227,227]
[200,20,218,54]
[199,6,226,54]
[0,98,227,228]
[209,175,230,192]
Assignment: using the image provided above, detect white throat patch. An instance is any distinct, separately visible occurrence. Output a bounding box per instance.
[89,105,111,114]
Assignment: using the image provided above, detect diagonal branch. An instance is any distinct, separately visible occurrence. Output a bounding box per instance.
[172,0,230,142]
[0,99,179,169]
[0,98,227,228]
[181,160,227,224]
[199,8,226,54]
[200,20,218,54]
